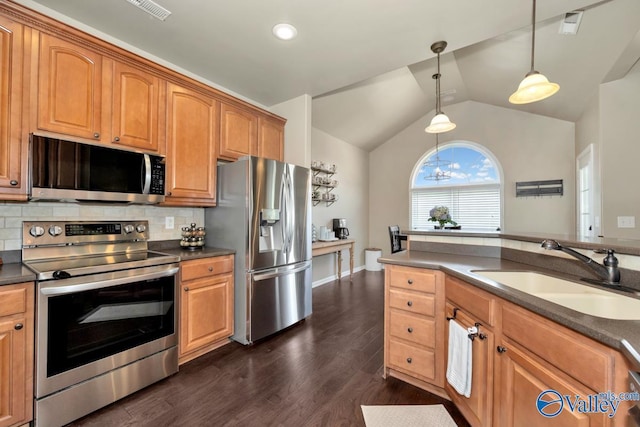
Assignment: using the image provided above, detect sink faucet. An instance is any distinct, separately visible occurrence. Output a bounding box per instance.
[541,239,620,285]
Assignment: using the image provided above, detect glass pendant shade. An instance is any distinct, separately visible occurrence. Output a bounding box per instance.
[509,71,560,104]
[425,113,456,133]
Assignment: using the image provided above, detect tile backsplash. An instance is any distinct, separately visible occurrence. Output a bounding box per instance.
[0,201,204,251]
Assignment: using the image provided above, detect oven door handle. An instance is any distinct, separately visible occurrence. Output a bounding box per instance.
[40,267,179,296]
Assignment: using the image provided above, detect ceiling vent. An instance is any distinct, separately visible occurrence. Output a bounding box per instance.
[559,11,583,35]
[125,0,172,21]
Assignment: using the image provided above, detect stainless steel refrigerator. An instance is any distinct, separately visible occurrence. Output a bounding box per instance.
[205,156,312,344]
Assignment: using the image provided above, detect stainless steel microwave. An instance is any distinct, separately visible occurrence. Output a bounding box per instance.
[29,134,166,204]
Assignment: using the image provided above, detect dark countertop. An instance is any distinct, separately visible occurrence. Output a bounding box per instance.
[404,229,640,256]
[153,246,236,261]
[379,250,640,371]
[0,262,36,286]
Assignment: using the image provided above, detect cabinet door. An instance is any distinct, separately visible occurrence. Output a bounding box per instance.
[165,83,218,206]
[110,60,162,152]
[495,337,606,427]
[37,33,103,141]
[0,283,34,427]
[444,304,493,427]
[218,102,257,161]
[180,273,234,356]
[0,16,26,199]
[257,116,284,161]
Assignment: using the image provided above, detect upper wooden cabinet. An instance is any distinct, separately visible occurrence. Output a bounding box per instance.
[0,15,27,200]
[36,33,103,141]
[218,102,258,161]
[36,33,165,153]
[164,82,218,206]
[258,116,284,161]
[107,59,164,153]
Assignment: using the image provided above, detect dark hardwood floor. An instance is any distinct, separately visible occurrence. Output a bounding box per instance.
[68,270,470,427]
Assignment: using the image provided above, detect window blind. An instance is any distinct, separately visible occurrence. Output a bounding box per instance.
[411,184,501,230]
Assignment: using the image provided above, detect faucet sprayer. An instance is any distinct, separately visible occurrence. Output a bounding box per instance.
[540,239,620,285]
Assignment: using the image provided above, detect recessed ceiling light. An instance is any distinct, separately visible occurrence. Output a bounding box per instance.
[272,23,298,41]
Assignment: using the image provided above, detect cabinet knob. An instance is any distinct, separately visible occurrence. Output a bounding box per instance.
[407,279,413,285]
[114,136,120,142]
[10,180,18,186]
[208,266,213,272]
[14,323,23,330]
[407,327,413,333]
[93,132,100,139]
[167,192,172,196]
[406,357,412,364]
[497,346,507,354]
[183,286,189,292]
[407,301,413,307]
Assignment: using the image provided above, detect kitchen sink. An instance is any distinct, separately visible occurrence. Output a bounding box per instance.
[471,270,640,320]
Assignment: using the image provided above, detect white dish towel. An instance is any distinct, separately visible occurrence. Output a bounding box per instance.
[446,319,472,397]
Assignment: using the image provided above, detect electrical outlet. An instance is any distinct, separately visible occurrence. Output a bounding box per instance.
[617,216,635,228]
[165,216,175,229]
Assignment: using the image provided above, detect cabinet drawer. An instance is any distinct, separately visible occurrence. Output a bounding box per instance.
[446,275,495,326]
[501,301,614,391]
[388,266,436,293]
[389,310,435,347]
[0,285,28,317]
[389,289,434,316]
[181,255,234,281]
[388,339,435,381]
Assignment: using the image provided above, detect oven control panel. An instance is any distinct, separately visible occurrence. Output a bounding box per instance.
[22,221,150,247]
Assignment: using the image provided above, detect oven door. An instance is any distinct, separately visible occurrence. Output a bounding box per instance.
[35,264,179,398]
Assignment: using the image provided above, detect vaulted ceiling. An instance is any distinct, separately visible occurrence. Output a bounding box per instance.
[14,0,640,151]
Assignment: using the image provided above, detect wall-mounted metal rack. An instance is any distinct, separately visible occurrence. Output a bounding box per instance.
[516,179,563,197]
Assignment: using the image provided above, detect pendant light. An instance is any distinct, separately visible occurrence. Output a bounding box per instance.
[509,0,559,104]
[425,41,456,134]
[423,134,452,181]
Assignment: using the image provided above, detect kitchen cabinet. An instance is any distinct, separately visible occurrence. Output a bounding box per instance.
[219,103,285,162]
[164,82,218,206]
[36,32,103,141]
[0,282,34,427]
[179,255,234,364]
[444,276,628,427]
[257,115,284,161]
[36,33,165,153]
[218,102,257,161]
[0,15,28,200]
[383,265,446,397]
[445,276,496,427]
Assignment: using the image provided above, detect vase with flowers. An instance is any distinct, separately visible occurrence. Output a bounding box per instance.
[428,206,458,229]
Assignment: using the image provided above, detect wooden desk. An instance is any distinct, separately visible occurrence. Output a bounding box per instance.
[312,239,355,280]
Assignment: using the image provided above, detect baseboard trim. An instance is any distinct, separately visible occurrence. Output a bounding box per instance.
[312,265,366,287]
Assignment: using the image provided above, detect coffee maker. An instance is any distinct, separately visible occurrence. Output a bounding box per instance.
[333,218,350,240]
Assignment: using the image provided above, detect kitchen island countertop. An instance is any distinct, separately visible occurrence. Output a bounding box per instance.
[379,250,640,371]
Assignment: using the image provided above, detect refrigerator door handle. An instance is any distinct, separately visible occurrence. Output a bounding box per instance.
[281,166,294,257]
[252,261,311,282]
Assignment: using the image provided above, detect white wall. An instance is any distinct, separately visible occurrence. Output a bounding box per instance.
[311,128,369,283]
[600,66,640,239]
[369,100,575,255]
[270,94,312,168]
[0,202,203,251]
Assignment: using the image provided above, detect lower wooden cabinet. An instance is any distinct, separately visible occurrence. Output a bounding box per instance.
[0,282,34,427]
[179,255,234,364]
[384,265,445,396]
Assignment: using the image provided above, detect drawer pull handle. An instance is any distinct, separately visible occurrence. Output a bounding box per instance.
[14,323,23,330]
[407,279,413,285]
[407,327,413,333]
[10,180,18,186]
[406,357,412,364]
[407,301,413,307]
[208,267,213,272]
[497,346,507,354]
[184,286,189,292]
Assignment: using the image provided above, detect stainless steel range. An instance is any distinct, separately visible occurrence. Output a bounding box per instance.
[22,220,180,427]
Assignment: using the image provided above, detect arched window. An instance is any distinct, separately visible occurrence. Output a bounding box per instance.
[410,142,502,231]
